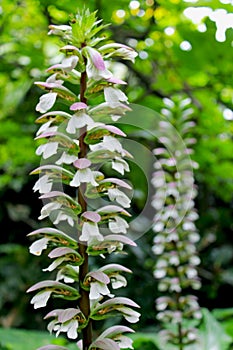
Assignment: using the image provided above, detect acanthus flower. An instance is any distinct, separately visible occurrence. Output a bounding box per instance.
[79,211,103,244]
[83,271,111,300]
[47,55,79,74]
[45,308,83,339]
[104,86,128,108]
[70,158,98,187]
[66,102,94,134]
[99,42,138,63]
[33,174,53,194]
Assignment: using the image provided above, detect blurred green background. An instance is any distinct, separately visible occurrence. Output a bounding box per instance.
[0,0,233,349]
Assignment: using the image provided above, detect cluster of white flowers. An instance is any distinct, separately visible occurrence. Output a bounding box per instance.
[152,97,202,346]
[27,10,139,350]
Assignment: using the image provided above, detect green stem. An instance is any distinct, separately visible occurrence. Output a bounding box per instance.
[78,68,92,349]
[178,322,184,350]
[175,291,184,350]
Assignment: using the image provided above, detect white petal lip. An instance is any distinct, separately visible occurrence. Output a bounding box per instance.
[29,237,49,256]
[108,188,131,208]
[36,93,57,113]
[102,135,123,153]
[115,334,133,349]
[43,257,67,272]
[70,168,98,187]
[118,306,141,323]
[109,217,129,234]
[53,211,75,226]
[36,142,59,159]
[56,152,78,165]
[89,282,110,300]
[66,113,94,133]
[67,320,79,339]
[47,56,79,73]
[112,158,130,175]
[104,87,128,108]
[31,290,52,309]
[79,222,104,242]
[33,174,52,194]
[39,202,61,220]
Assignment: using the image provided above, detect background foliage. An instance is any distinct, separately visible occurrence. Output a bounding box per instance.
[0,0,232,346]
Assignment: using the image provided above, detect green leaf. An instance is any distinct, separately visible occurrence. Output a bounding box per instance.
[199,308,232,350]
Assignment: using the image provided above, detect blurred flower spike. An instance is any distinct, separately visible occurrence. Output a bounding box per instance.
[152,96,202,347]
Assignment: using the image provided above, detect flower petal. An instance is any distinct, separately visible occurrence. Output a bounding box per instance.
[30,290,52,309]
[104,87,128,108]
[36,93,57,113]
[29,237,49,256]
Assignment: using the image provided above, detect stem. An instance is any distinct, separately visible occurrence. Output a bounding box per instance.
[78,67,92,349]
[178,322,184,350]
[175,291,184,350]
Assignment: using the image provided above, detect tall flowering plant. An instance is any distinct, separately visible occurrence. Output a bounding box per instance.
[27,10,139,350]
[152,97,202,348]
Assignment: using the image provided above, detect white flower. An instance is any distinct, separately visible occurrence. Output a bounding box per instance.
[89,135,123,153]
[48,55,79,73]
[109,216,129,234]
[66,113,94,134]
[169,280,182,293]
[89,281,111,300]
[108,188,131,208]
[117,306,140,323]
[36,120,58,136]
[100,42,138,63]
[55,152,78,165]
[43,257,67,272]
[36,92,57,113]
[56,266,79,283]
[53,210,75,226]
[106,136,124,153]
[70,158,99,187]
[33,174,53,194]
[29,237,49,256]
[169,254,180,266]
[104,87,128,108]
[112,157,130,175]
[30,290,52,309]
[189,255,201,265]
[154,269,166,279]
[186,267,198,278]
[152,245,164,255]
[115,334,133,349]
[111,274,127,289]
[36,142,59,159]
[79,222,104,243]
[39,202,62,220]
[48,24,72,36]
[153,222,164,232]
[70,168,98,187]
[54,319,79,339]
